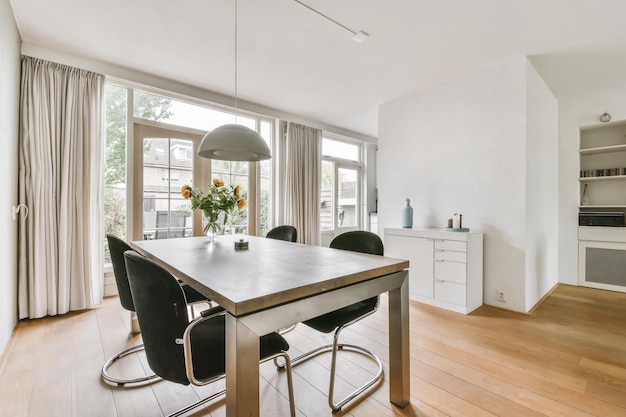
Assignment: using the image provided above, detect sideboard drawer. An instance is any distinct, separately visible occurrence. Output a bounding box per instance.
[434,260,466,284]
[434,280,466,306]
[435,239,466,252]
[435,249,466,263]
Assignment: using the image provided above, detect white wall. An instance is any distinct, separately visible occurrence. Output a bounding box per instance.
[524,61,559,310]
[558,88,626,286]
[379,57,558,313]
[0,0,21,356]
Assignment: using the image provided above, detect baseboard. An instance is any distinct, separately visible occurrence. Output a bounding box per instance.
[0,323,20,376]
[526,283,561,315]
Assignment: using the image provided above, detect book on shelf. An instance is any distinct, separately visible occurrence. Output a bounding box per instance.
[580,168,626,178]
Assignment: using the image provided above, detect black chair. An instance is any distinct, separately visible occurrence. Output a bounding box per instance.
[266,225,298,333]
[266,225,297,242]
[101,234,209,386]
[123,250,296,417]
[280,230,384,413]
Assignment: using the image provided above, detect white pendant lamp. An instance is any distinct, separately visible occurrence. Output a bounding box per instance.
[197,0,271,162]
[198,124,271,161]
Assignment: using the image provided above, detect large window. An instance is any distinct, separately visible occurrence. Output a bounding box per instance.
[321,137,362,232]
[141,136,195,239]
[104,84,128,262]
[104,85,274,262]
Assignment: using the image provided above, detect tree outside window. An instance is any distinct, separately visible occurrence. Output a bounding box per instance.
[104,84,172,261]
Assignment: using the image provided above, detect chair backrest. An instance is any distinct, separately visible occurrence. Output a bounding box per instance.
[124,250,191,385]
[155,210,187,239]
[330,230,384,256]
[106,234,135,312]
[330,231,383,317]
[266,225,297,242]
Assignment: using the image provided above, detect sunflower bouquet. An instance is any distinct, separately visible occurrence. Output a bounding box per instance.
[181,178,246,235]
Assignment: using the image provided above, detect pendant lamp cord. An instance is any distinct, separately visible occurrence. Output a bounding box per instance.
[234,0,239,120]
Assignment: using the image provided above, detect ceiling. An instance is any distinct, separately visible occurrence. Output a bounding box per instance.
[10,0,626,138]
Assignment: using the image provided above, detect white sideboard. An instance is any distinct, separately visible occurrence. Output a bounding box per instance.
[384,228,483,314]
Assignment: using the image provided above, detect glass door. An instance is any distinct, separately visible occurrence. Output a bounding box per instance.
[320,160,360,232]
[132,123,208,241]
[337,165,359,229]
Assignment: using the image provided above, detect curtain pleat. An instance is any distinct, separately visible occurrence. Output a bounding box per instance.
[18,56,104,319]
[284,122,321,245]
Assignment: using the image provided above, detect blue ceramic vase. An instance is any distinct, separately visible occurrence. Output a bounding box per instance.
[402,198,413,228]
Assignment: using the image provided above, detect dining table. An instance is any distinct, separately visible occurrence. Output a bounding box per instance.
[130,234,410,417]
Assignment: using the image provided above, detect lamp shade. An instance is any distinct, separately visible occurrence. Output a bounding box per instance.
[197,124,271,161]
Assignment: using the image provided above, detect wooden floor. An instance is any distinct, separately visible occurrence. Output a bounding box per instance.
[1,284,625,417]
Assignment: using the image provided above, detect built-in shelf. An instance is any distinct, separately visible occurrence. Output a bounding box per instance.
[579,175,626,182]
[580,144,626,155]
[579,205,626,209]
[579,122,626,208]
[578,122,626,294]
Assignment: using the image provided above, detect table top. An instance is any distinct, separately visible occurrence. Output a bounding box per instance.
[131,234,409,316]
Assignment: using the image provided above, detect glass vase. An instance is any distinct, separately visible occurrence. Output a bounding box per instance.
[203,210,222,243]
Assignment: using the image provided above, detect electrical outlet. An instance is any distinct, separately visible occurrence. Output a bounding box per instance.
[497,291,506,302]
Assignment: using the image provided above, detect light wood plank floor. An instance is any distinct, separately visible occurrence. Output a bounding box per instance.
[1,284,625,417]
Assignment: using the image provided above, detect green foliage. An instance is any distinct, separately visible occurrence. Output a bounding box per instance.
[133,90,174,121]
[104,187,126,238]
[260,188,270,237]
[105,85,127,188]
[105,86,173,188]
[104,84,173,242]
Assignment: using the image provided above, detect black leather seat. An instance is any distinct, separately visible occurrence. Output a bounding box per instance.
[281,230,384,413]
[101,234,209,386]
[266,225,297,242]
[124,250,296,417]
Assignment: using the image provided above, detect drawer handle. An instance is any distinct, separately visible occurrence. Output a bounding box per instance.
[435,259,444,263]
[435,249,444,252]
[434,279,445,283]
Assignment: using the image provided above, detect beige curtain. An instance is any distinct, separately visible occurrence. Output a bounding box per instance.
[18,56,105,319]
[284,122,321,245]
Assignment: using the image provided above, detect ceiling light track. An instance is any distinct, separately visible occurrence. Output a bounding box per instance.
[293,0,369,43]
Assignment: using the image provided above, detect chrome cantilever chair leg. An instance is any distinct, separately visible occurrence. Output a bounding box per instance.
[278,230,385,413]
[168,389,225,417]
[278,323,297,334]
[101,310,160,386]
[277,315,383,413]
[168,351,295,417]
[101,305,206,386]
[101,344,160,386]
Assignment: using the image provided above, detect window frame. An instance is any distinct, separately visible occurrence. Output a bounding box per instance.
[102,81,275,253]
[320,136,364,236]
[131,122,208,241]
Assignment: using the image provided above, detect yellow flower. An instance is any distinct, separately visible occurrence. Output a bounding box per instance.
[235,185,241,198]
[213,178,224,187]
[181,185,192,199]
[237,198,247,210]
